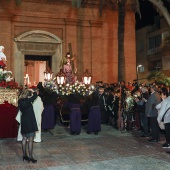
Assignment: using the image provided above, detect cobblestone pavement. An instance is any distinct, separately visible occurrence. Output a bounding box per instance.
[0,124,170,170]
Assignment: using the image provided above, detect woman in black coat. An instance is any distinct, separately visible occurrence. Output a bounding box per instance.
[18,88,38,163]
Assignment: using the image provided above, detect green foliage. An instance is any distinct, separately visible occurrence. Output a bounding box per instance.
[0,72,5,82]
[6,0,22,6]
[147,71,170,86]
[164,31,170,45]
[71,0,82,8]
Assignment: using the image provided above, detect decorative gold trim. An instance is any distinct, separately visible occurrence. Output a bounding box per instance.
[0,89,19,107]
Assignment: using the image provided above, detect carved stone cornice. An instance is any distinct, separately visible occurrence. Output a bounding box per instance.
[22,0,100,6]
[64,19,78,26]
[89,21,103,28]
[16,42,57,54]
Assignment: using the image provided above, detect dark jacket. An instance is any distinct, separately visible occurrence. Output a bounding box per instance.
[19,92,38,134]
[145,91,161,117]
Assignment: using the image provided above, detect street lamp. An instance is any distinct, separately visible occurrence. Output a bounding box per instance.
[136,65,142,82]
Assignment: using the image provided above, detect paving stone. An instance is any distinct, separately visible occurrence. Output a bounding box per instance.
[1,125,170,170]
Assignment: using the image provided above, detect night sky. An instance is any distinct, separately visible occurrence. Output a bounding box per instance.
[135,0,170,30]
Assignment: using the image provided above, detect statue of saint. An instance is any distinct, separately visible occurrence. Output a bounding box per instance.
[63,52,77,84]
[0,46,7,70]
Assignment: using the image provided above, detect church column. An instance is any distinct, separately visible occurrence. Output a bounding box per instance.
[13,45,24,85]
[89,21,103,83]
[124,11,136,82]
[77,21,91,80]
[64,19,78,57]
[64,19,79,78]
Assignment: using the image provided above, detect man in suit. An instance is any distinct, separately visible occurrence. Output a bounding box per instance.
[145,85,161,142]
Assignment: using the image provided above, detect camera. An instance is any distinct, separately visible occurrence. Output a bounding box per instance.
[133,94,138,98]
[28,90,32,97]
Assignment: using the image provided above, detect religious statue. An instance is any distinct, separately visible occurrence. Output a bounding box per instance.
[63,52,77,84]
[24,73,31,86]
[0,46,7,70]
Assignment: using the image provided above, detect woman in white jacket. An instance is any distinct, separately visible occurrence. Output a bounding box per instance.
[157,87,170,148]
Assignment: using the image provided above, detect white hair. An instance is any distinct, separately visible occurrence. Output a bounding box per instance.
[0,46,4,51]
[141,87,148,93]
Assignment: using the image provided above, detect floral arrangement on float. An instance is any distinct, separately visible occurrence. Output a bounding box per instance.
[0,69,22,89]
[57,81,95,97]
[44,80,58,90]
[0,81,19,89]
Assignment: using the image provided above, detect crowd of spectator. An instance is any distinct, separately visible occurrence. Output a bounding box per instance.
[94,80,170,151]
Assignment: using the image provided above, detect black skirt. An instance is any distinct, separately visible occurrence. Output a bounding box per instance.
[22,132,35,138]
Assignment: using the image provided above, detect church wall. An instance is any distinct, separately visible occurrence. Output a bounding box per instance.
[0,0,136,84]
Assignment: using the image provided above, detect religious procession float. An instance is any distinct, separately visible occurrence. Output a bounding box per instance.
[0,69,22,107]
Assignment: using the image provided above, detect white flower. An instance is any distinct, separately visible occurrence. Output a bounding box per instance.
[7,71,12,74]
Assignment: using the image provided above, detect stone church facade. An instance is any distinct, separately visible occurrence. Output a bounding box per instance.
[0,0,136,85]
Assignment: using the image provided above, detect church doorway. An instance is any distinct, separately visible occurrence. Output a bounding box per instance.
[24,55,52,87]
[14,30,62,85]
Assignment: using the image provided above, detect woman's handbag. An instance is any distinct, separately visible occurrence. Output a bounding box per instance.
[159,107,170,130]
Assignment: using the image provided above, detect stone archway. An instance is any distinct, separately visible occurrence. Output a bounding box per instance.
[14,30,62,85]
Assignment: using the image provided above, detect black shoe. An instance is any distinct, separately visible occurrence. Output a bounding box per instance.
[71,132,76,135]
[137,128,142,131]
[29,157,37,163]
[75,133,80,135]
[43,129,48,133]
[162,142,170,148]
[95,132,98,135]
[121,129,127,133]
[140,134,149,138]
[22,155,29,162]
[148,139,159,142]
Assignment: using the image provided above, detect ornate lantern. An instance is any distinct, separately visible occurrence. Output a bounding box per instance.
[82,69,92,85]
[55,69,66,85]
[44,68,53,81]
